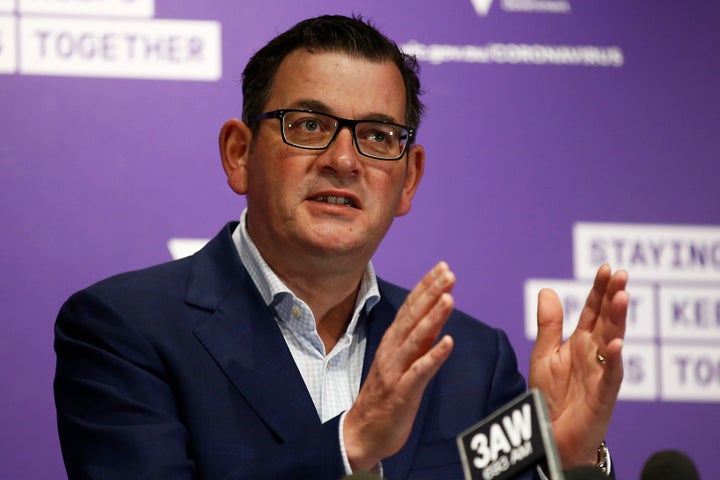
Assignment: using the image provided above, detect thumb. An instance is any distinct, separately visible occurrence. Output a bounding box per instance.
[532,288,564,361]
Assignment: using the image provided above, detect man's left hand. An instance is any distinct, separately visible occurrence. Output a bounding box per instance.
[529,264,628,469]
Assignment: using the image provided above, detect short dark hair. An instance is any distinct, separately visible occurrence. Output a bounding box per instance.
[242,15,424,129]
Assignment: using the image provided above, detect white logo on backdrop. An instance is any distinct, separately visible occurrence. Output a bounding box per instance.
[402,41,623,67]
[470,0,494,16]
[471,0,571,17]
[168,238,209,260]
[404,0,621,67]
[0,0,222,80]
[525,222,720,403]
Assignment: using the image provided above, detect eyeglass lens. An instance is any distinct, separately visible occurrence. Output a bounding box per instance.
[282,111,409,159]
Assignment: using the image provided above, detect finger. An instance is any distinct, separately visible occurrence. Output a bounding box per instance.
[382,289,454,371]
[586,269,628,348]
[596,287,629,349]
[576,264,613,332]
[398,291,455,366]
[531,288,564,361]
[597,337,625,401]
[401,334,454,395]
[390,262,455,342]
[591,279,629,404]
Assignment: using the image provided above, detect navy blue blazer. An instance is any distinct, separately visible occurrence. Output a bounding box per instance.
[55,223,528,479]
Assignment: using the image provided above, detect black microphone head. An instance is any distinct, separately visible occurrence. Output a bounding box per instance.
[640,449,700,480]
[565,466,609,480]
[339,474,384,480]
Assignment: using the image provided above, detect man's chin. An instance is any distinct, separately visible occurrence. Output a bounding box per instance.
[301,231,377,258]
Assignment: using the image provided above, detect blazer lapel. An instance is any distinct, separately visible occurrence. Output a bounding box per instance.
[186,224,321,442]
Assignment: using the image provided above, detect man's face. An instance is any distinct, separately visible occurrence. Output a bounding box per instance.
[234,49,424,273]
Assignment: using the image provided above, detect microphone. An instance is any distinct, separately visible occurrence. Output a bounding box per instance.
[640,449,700,480]
[339,474,384,479]
[456,389,563,480]
[564,466,607,479]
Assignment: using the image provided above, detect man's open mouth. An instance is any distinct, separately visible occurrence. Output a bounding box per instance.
[311,195,357,208]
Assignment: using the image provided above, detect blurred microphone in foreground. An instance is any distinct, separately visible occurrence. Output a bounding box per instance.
[456,389,564,480]
[640,449,700,480]
[340,474,383,479]
[564,466,608,479]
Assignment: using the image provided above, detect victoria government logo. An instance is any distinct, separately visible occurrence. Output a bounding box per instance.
[402,0,623,68]
[470,0,572,16]
[0,0,222,81]
[525,222,720,404]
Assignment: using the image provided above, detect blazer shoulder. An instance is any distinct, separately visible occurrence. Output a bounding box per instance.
[59,222,246,327]
[72,222,239,300]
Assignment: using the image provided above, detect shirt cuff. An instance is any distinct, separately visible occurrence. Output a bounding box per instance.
[536,446,612,479]
[338,411,383,477]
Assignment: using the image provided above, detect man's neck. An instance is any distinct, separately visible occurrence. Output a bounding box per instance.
[275,265,363,352]
[241,213,372,352]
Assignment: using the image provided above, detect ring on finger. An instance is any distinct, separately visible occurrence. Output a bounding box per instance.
[596,349,606,365]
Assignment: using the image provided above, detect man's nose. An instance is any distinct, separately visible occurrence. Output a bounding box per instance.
[317,126,361,176]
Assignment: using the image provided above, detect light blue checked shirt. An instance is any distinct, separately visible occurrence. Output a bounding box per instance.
[232,208,381,473]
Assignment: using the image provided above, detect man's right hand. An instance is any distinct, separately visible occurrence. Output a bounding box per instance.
[343,261,457,471]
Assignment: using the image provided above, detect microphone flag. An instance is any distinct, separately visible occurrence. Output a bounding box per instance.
[456,389,564,480]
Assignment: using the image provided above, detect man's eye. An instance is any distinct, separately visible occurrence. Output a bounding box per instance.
[368,131,389,143]
[297,118,322,132]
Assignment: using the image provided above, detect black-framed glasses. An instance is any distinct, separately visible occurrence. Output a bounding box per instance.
[249,109,416,161]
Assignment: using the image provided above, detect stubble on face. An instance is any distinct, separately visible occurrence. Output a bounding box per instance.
[244,49,418,279]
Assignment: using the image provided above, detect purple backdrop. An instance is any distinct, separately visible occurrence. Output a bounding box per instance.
[2,1,719,478]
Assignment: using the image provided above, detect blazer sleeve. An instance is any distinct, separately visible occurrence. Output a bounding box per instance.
[54,287,347,480]
[55,288,196,479]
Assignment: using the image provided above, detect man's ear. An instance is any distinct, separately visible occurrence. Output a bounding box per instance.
[395,144,425,217]
[219,118,252,195]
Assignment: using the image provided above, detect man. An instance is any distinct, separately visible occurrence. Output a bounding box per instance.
[54,15,628,479]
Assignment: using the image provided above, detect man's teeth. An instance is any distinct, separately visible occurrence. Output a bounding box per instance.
[315,195,352,206]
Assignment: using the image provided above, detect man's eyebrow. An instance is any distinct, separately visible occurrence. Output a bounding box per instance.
[289,99,402,124]
[289,99,328,112]
[362,112,400,124]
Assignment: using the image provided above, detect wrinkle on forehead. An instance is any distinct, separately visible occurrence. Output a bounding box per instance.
[287,99,399,124]
[267,50,408,125]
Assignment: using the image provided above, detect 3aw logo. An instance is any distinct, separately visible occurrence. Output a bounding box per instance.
[456,390,563,480]
[471,0,494,16]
